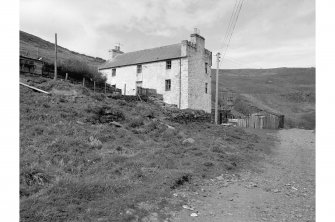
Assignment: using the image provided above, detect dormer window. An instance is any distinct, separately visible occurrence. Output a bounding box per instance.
[166,60,171,69]
[137,65,142,73]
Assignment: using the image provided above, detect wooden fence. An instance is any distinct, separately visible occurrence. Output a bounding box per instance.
[136,87,162,99]
[228,112,284,129]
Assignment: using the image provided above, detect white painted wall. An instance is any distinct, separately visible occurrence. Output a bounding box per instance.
[100,58,188,108]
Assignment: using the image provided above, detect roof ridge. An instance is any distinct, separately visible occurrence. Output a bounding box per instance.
[119,43,181,56]
[99,43,183,69]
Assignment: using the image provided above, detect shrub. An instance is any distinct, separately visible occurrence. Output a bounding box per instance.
[88,136,103,149]
[20,168,52,197]
[44,59,107,84]
[128,117,144,128]
[87,106,125,124]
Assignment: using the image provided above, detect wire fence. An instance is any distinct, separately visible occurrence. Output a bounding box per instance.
[21,70,122,94]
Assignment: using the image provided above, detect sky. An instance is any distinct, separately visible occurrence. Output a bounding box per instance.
[20,0,315,69]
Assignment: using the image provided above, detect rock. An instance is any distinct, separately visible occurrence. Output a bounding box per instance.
[291,186,298,191]
[273,189,280,193]
[110,121,123,127]
[166,124,175,130]
[125,209,135,215]
[190,213,198,217]
[220,182,229,187]
[76,120,85,125]
[182,138,195,145]
[204,162,214,167]
[182,205,194,211]
[246,182,258,188]
[216,175,224,181]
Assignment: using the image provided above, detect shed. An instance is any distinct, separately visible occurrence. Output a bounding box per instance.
[20,55,44,75]
[249,111,284,129]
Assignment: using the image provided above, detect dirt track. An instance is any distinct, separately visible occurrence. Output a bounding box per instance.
[171,129,315,222]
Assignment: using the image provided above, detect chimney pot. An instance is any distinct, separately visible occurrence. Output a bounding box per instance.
[190,29,205,48]
[108,46,124,60]
[194,28,200,35]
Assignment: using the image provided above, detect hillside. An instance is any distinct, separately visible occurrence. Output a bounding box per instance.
[20,31,105,67]
[19,75,272,221]
[211,68,315,129]
[19,31,315,129]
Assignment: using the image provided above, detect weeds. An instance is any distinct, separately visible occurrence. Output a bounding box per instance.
[128,117,144,128]
[170,174,191,190]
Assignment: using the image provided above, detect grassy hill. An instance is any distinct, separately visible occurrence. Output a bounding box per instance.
[19,75,269,221]
[211,68,315,129]
[20,31,105,67]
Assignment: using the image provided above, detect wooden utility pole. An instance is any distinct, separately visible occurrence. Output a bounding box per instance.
[54,33,58,80]
[215,52,221,125]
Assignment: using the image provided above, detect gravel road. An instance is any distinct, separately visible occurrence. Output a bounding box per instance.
[171,129,315,222]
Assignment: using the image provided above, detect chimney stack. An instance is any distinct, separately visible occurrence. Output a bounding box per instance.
[109,44,124,60]
[190,27,205,49]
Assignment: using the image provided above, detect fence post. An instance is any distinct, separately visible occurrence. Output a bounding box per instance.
[65,73,68,81]
[104,82,106,94]
[83,77,85,87]
[94,81,96,93]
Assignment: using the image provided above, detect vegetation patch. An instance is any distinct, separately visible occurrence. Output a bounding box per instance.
[20,76,268,221]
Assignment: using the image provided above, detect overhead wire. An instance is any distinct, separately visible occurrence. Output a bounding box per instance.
[221,0,240,50]
[221,0,245,61]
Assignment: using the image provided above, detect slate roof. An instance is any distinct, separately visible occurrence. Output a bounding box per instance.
[99,43,184,69]
[20,55,44,63]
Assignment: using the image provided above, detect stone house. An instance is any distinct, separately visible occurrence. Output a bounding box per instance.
[98,30,212,113]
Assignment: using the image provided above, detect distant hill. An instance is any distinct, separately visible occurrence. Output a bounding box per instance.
[211,67,315,129]
[20,31,106,67]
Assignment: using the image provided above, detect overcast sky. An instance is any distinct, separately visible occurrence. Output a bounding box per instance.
[20,0,315,68]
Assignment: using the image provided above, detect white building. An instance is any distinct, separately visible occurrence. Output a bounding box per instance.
[98,30,212,113]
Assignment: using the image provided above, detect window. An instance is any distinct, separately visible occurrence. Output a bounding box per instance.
[205,62,208,74]
[165,79,171,91]
[166,60,172,69]
[205,83,208,94]
[137,65,142,73]
[136,81,143,94]
[112,68,116,76]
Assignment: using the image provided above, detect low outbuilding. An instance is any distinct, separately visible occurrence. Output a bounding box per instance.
[20,55,44,75]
